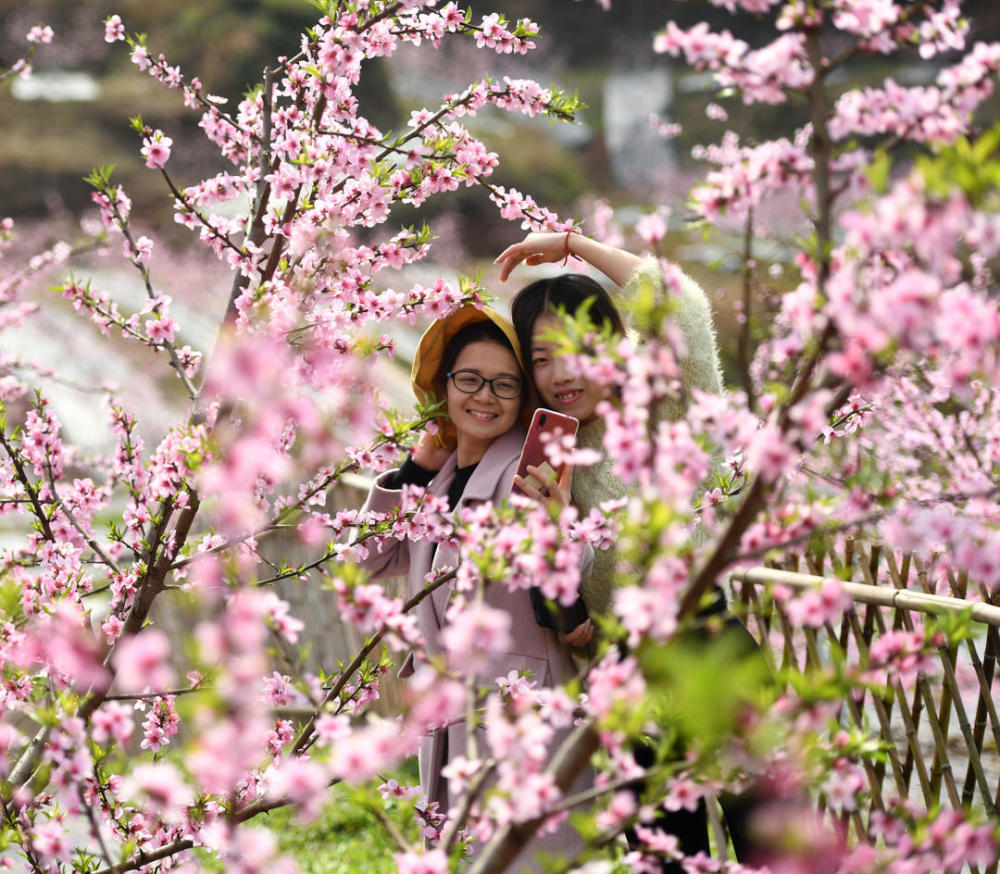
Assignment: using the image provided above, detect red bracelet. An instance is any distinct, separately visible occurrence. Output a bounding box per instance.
[561,228,579,266]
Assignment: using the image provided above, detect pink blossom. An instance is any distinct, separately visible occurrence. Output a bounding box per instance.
[314,713,350,743]
[140,695,180,752]
[268,757,330,823]
[650,114,682,139]
[785,579,852,628]
[585,653,646,718]
[133,234,154,265]
[662,778,702,815]
[377,778,420,802]
[31,820,71,864]
[111,628,176,694]
[262,671,296,706]
[329,720,406,782]
[122,761,194,824]
[12,600,109,693]
[403,666,466,732]
[394,849,448,874]
[595,790,638,830]
[634,824,680,858]
[91,702,134,747]
[441,600,512,674]
[104,14,125,43]
[822,759,866,812]
[145,316,176,343]
[614,584,678,647]
[705,102,728,121]
[141,132,173,169]
[26,25,54,44]
[635,208,670,246]
[746,422,798,483]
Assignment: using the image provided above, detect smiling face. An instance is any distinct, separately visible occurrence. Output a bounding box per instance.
[446,339,523,466]
[530,313,610,424]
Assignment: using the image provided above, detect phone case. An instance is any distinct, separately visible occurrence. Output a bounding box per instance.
[513,408,580,494]
[513,409,588,637]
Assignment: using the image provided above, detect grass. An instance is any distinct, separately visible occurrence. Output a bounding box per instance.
[193,760,422,873]
[267,787,408,873]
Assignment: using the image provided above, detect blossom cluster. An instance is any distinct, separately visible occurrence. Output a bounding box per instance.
[654,23,813,104]
[2,0,1000,872]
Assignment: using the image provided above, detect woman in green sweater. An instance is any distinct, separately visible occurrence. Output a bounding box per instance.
[495,231,759,871]
[496,231,725,644]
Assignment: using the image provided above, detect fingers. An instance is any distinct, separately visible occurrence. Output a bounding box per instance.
[525,463,571,511]
[525,463,555,484]
[557,462,575,490]
[493,243,518,265]
[512,473,546,502]
[546,481,570,511]
[525,463,557,498]
[495,248,535,282]
[494,254,516,282]
[494,233,561,281]
[558,620,594,648]
[493,242,529,282]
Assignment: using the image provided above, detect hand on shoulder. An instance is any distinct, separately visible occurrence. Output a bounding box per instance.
[411,430,452,471]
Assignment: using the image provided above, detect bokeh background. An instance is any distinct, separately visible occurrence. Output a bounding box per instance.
[3,0,1000,436]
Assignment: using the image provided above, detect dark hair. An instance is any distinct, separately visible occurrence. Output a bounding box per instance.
[510,274,626,378]
[436,320,523,397]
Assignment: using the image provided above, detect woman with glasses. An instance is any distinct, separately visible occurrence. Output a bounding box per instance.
[354,304,589,866]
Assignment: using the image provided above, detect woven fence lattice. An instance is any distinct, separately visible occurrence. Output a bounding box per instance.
[730,542,1000,874]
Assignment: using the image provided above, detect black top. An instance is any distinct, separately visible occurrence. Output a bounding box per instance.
[385,454,478,511]
[447,462,478,510]
[384,456,437,491]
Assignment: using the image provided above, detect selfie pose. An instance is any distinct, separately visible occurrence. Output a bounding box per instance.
[499,231,725,644]
[498,231,764,870]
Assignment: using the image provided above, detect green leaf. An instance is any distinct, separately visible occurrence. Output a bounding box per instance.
[865,148,891,194]
[84,165,117,191]
[0,577,24,624]
[638,624,773,756]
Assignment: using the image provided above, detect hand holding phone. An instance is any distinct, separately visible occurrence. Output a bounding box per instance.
[512,408,579,498]
[513,408,590,638]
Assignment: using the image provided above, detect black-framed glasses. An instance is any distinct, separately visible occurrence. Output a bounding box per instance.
[446,369,523,399]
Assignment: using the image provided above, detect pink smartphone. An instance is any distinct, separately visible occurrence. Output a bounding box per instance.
[513,408,579,495]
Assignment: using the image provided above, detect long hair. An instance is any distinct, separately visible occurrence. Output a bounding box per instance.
[510,274,626,391]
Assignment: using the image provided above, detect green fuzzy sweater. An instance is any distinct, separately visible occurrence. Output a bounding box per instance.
[572,259,725,615]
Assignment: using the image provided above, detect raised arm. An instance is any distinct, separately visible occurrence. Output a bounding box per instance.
[494,231,645,288]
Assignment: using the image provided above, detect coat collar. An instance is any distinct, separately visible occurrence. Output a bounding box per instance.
[433,425,527,504]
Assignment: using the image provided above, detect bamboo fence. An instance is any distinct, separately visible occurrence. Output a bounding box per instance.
[730,541,1000,874]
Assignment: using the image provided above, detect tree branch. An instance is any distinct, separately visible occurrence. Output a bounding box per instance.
[468,721,600,874]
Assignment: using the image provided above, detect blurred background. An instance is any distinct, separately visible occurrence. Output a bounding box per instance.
[3,0,1000,431]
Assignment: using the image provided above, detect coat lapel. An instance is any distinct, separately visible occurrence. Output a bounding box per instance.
[424,425,526,628]
[452,426,526,506]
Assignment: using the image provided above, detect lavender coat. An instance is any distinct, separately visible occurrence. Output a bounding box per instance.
[357,426,581,686]
[357,426,592,868]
